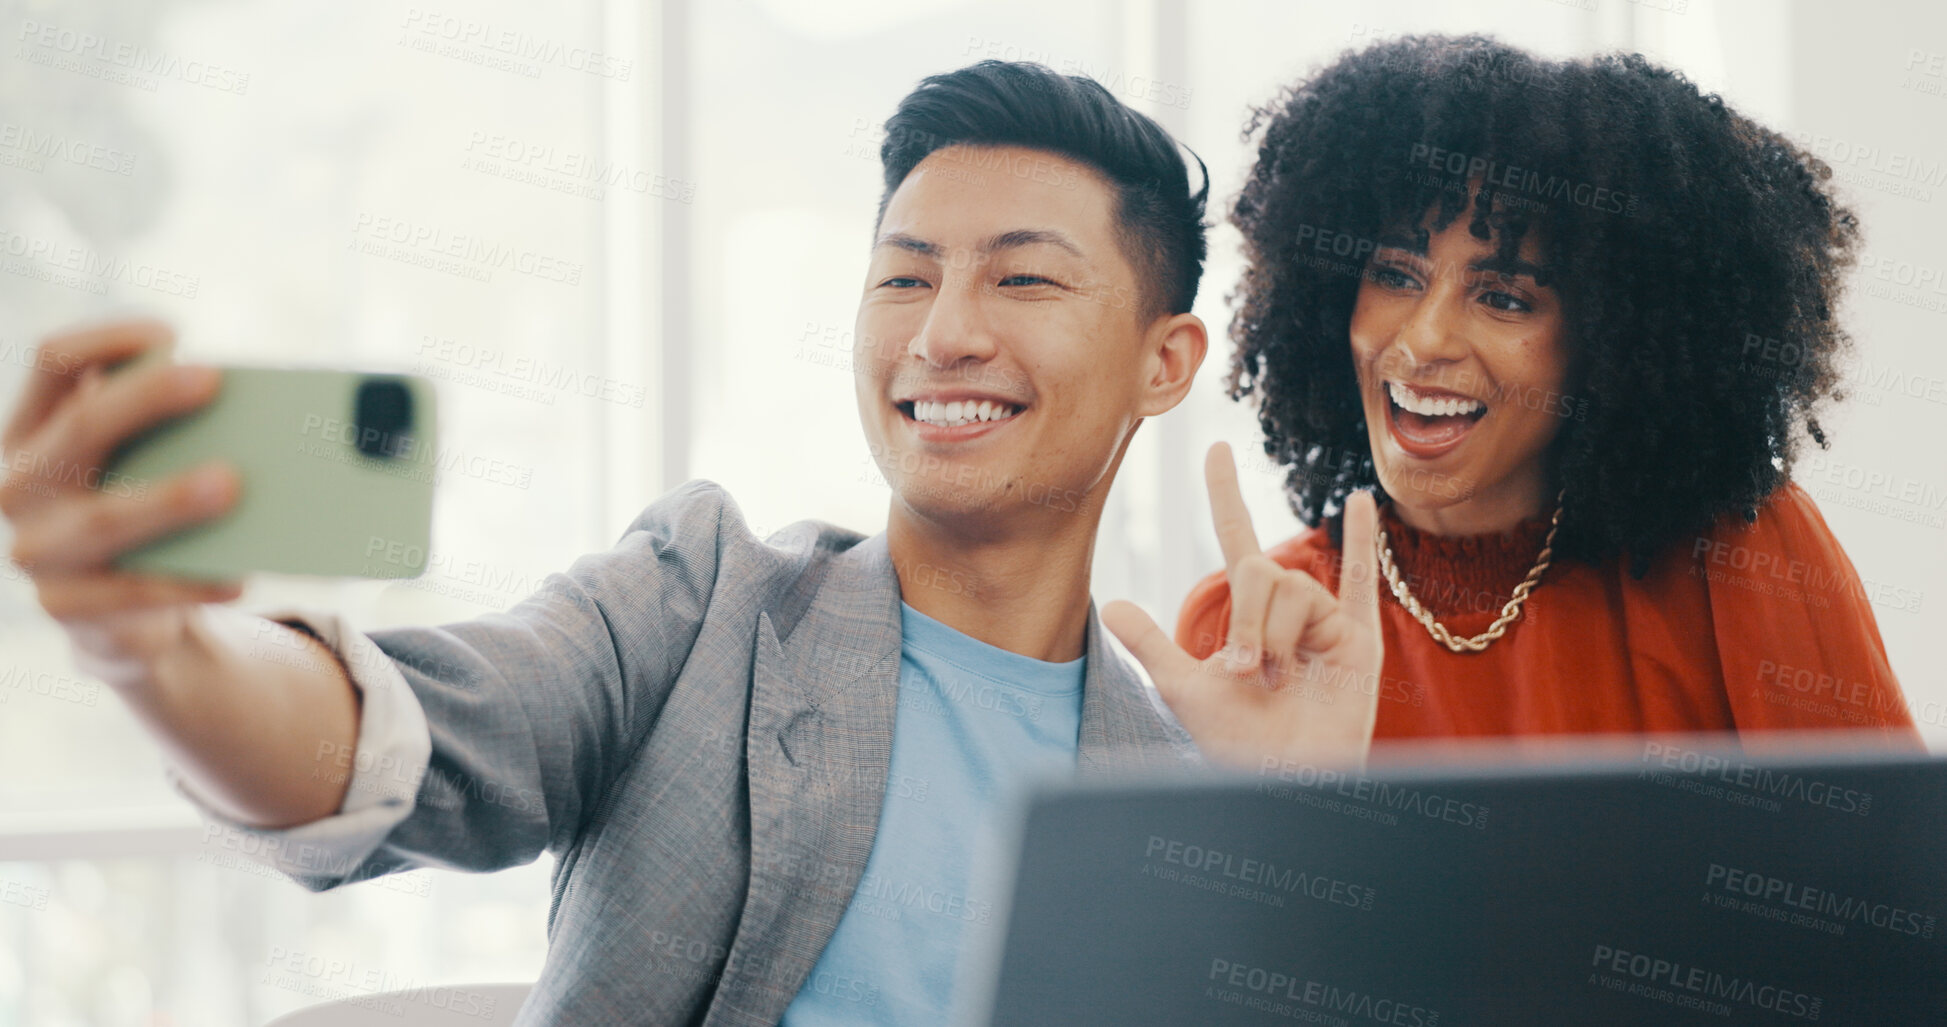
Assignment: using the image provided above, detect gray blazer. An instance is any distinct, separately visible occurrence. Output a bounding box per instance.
[280,480,1200,1025]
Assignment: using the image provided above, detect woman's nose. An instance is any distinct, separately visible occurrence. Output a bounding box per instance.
[1388,287,1471,371]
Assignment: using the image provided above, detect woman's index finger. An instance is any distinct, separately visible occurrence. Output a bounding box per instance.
[1205,442,1262,569]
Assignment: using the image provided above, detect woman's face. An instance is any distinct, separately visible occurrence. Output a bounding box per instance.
[1349,213,1573,536]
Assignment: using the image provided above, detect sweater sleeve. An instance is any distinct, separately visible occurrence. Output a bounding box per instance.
[1694,482,1923,747]
[1173,564,1235,661]
[1173,533,1337,661]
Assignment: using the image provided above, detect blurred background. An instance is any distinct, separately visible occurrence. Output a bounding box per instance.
[0,0,1940,1022]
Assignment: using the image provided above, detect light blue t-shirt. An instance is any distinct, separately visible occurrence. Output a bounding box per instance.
[780,601,1085,1025]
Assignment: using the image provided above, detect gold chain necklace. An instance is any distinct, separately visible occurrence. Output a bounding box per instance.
[1374,491,1565,654]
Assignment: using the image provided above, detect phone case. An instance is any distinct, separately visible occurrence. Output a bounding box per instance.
[107,365,437,580]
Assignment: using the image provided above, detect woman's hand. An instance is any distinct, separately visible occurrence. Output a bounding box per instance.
[1104,443,1384,771]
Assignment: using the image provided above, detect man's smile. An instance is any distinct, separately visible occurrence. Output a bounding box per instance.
[894,390,1028,443]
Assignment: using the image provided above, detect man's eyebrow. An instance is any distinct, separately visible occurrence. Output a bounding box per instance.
[872,228,1087,260]
[979,228,1084,258]
[873,232,940,258]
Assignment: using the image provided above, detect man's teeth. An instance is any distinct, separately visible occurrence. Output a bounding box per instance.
[1387,381,1484,418]
[911,399,1021,426]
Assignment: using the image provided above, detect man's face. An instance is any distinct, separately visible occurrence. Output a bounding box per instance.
[855,145,1159,530]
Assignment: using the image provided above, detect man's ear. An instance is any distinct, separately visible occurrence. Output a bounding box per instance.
[1135,311,1208,417]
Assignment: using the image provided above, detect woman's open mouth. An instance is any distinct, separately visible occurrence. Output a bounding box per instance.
[1384,381,1487,458]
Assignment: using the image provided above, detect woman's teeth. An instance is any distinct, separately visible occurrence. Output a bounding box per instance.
[1387,381,1485,418]
[912,399,1020,427]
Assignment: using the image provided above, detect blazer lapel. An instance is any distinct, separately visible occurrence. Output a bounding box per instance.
[707,534,903,1027]
[705,554,1198,1025]
[1077,601,1205,776]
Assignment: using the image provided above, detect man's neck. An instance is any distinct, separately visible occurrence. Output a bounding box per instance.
[884,503,1100,663]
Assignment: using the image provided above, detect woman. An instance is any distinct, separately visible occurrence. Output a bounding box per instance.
[1176,35,1920,744]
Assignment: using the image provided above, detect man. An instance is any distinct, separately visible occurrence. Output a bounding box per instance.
[0,61,1380,1024]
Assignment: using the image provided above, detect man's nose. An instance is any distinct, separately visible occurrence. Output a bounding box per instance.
[908,276,1000,368]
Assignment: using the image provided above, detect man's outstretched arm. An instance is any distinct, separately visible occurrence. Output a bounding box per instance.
[3,319,727,878]
[2,319,361,829]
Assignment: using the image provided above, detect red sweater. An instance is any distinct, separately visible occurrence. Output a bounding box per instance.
[1175,483,1921,745]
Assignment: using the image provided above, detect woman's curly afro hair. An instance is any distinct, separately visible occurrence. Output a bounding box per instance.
[1228,34,1860,574]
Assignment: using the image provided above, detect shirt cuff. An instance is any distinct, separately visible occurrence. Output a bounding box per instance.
[169,604,432,885]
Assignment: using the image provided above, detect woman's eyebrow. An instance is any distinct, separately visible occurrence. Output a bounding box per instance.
[1469,253,1553,281]
[1375,231,1425,254]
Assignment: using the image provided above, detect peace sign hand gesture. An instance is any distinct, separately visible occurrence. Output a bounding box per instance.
[1103,443,1385,771]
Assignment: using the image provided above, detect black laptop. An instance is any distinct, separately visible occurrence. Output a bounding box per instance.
[960,735,1944,1026]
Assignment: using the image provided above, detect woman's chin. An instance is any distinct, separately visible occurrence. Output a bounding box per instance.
[1376,468,1481,514]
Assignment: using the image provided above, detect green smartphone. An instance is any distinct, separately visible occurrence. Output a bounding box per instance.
[106,354,438,581]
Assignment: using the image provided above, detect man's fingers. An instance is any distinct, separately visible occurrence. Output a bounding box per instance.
[1204,442,1261,569]
[36,359,220,482]
[1101,600,1199,694]
[36,573,243,621]
[8,462,239,573]
[2,319,173,452]
[1339,489,1383,635]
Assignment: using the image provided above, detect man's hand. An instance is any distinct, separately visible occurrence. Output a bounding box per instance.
[2,318,364,828]
[1,319,242,680]
[1104,442,1384,770]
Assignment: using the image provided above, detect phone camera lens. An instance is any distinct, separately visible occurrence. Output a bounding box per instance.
[353,378,414,460]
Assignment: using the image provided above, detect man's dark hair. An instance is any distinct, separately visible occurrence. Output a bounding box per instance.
[878,60,1209,319]
[1228,35,1860,574]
